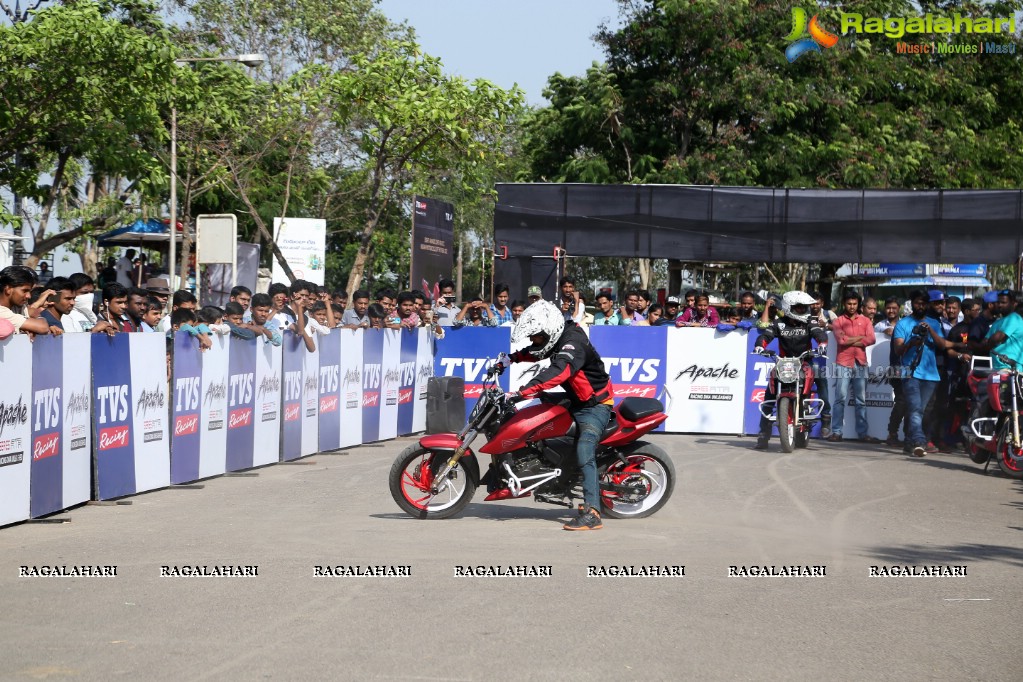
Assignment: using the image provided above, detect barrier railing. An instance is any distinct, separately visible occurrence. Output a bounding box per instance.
[0,328,434,527]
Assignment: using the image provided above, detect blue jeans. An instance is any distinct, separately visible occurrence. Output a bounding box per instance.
[574,403,612,511]
[833,363,869,437]
[903,377,938,448]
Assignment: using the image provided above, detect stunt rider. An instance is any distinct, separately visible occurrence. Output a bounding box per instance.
[495,300,615,531]
[753,291,828,451]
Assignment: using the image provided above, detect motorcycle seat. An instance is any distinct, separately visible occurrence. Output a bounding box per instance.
[602,414,619,439]
[971,368,995,379]
[619,397,663,422]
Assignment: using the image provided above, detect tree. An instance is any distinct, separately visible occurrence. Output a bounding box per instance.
[330,39,523,297]
[0,0,176,266]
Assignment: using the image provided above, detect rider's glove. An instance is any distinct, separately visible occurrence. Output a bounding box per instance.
[495,352,512,375]
[753,345,767,355]
[504,391,524,403]
[814,345,828,358]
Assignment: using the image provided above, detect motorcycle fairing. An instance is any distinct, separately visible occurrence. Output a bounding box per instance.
[478,403,575,454]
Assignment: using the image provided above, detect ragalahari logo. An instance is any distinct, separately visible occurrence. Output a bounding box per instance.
[785,7,839,62]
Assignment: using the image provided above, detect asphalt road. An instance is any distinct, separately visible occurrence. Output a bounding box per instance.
[2,434,1021,681]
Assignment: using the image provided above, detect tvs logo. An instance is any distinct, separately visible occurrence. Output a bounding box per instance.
[98,425,130,451]
[33,433,60,460]
[284,403,301,422]
[319,396,339,413]
[228,408,252,429]
[785,7,839,62]
[174,415,199,437]
[363,392,380,408]
[603,358,661,383]
[438,358,493,382]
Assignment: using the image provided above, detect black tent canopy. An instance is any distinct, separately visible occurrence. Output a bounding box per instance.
[494,184,1023,264]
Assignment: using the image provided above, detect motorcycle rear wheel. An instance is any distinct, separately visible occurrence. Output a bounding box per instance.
[995,420,1023,479]
[388,444,477,519]
[778,397,796,453]
[599,442,676,519]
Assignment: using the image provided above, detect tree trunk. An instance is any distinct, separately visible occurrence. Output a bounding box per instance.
[638,258,652,290]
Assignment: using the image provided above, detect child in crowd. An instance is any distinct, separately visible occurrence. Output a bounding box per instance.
[248,293,282,346]
[198,305,230,336]
[170,308,212,350]
[367,303,387,329]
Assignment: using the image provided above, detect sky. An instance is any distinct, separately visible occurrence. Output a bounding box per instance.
[377,0,623,105]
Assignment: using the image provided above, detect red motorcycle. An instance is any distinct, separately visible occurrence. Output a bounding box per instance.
[389,363,675,520]
[962,353,1023,479]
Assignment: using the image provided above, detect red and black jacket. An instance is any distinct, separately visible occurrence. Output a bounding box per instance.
[510,322,614,408]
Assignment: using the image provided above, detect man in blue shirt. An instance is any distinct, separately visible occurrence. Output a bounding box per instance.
[978,290,1023,370]
[893,290,948,458]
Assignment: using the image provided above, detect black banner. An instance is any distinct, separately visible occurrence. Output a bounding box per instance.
[411,196,454,299]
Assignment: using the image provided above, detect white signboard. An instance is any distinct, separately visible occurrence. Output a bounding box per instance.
[272,217,326,285]
[663,328,748,434]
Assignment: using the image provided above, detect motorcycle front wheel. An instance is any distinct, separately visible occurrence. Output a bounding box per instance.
[388,444,477,519]
[599,442,676,519]
[995,420,1023,479]
[778,396,796,453]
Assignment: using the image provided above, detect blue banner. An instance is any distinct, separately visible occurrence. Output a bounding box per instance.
[171,333,203,484]
[589,326,667,431]
[30,335,63,517]
[317,332,341,452]
[362,329,384,443]
[281,333,305,461]
[854,263,925,276]
[434,327,510,421]
[397,330,418,435]
[93,334,136,499]
[226,337,257,471]
[931,263,987,277]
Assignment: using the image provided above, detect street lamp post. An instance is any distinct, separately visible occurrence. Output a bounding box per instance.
[168,54,265,293]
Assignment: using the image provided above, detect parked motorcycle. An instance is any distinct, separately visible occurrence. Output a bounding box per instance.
[388,363,676,520]
[962,354,1023,479]
[755,349,825,453]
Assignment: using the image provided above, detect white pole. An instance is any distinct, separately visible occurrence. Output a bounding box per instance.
[168,84,177,301]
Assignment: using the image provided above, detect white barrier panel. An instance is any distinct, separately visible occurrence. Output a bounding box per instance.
[413,328,432,433]
[200,335,229,478]
[31,334,91,518]
[253,340,283,466]
[93,333,170,500]
[663,328,748,434]
[282,332,318,461]
[339,329,363,448]
[379,329,401,441]
[0,335,32,526]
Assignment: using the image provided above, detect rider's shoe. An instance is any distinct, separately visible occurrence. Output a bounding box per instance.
[753,436,769,450]
[564,506,603,531]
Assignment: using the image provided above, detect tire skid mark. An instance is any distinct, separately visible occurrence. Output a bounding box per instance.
[827,483,910,571]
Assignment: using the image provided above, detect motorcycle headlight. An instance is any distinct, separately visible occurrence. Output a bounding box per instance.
[776,358,801,384]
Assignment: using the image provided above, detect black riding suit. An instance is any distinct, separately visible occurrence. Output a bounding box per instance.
[755,318,828,440]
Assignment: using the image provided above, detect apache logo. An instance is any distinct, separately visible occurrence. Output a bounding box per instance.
[342,367,362,389]
[174,415,199,437]
[65,385,89,423]
[204,380,227,406]
[0,396,29,436]
[603,358,661,383]
[383,368,402,386]
[303,373,318,396]
[33,432,60,461]
[675,363,740,382]
[228,408,252,429]
[135,384,166,417]
[98,425,130,451]
[417,362,432,383]
[319,396,339,413]
[33,388,61,431]
[257,374,280,399]
[517,364,543,382]
[784,7,839,62]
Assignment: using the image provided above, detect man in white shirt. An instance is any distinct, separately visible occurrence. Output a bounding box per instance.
[115,249,136,288]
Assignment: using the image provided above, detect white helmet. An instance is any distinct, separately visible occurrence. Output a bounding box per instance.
[511,300,566,360]
[781,290,816,324]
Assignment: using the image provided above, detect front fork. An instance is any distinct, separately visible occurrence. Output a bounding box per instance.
[431,428,478,494]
